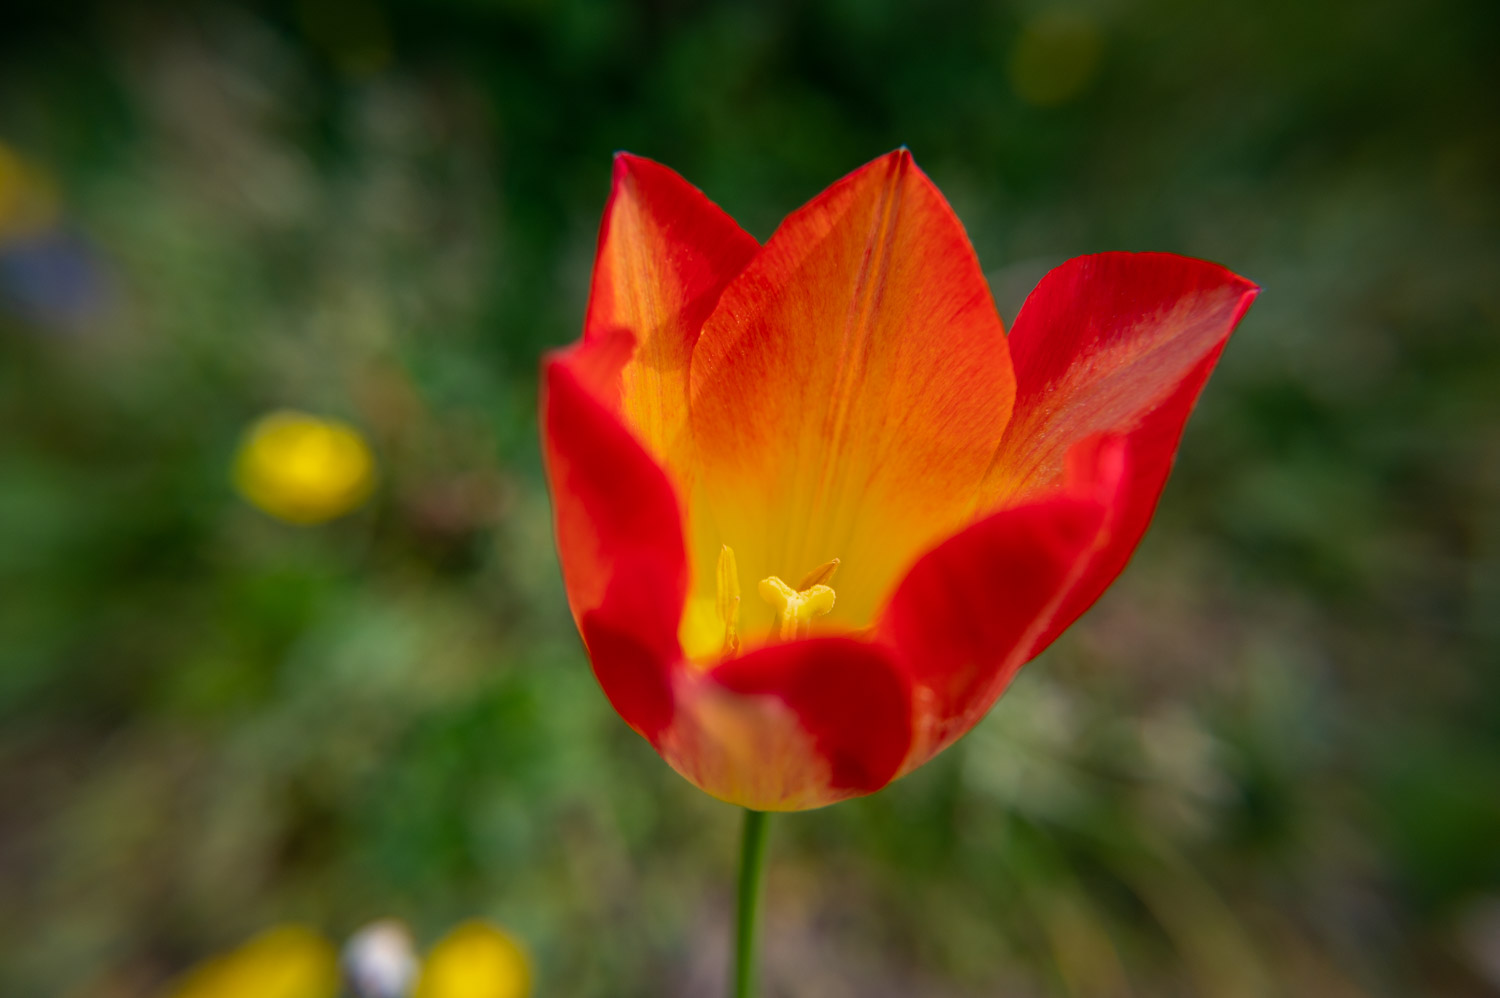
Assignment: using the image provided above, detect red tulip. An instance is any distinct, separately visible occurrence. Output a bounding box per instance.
[542,150,1256,811]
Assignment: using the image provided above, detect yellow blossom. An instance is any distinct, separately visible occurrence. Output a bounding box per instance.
[166,926,339,998]
[234,410,376,524]
[1009,11,1104,108]
[414,921,532,998]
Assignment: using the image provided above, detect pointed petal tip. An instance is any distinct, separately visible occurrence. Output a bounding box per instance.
[609,151,679,190]
[846,147,917,183]
[883,146,915,171]
[1200,254,1263,301]
[1055,250,1262,323]
[1223,267,1261,319]
[610,151,646,183]
[1213,259,1260,298]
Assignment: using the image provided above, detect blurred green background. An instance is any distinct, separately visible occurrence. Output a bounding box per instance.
[2,0,1498,995]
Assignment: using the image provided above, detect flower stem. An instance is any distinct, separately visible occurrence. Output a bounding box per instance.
[732,808,772,998]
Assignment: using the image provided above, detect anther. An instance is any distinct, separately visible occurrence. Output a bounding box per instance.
[796,558,840,590]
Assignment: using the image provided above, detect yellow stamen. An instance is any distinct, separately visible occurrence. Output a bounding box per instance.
[758,575,836,641]
[796,558,840,590]
[717,545,741,656]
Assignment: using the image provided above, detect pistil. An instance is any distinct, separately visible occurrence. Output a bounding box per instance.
[758,574,837,641]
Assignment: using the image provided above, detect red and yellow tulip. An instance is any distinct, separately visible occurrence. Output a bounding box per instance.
[542,150,1256,811]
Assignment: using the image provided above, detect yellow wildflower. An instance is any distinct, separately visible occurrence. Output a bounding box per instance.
[414,921,532,998]
[234,410,376,525]
[166,925,339,998]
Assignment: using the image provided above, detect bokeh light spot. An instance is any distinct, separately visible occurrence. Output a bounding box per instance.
[1009,10,1104,107]
[414,921,532,998]
[167,926,339,998]
[234,410,377,525]
[0,142,60,243]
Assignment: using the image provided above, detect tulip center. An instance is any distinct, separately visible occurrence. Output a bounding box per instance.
[757,557,839,641]
[678,550,840,663]
[758,577,835,641]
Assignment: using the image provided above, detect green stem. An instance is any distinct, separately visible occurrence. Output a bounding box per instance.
[732,808,772,998]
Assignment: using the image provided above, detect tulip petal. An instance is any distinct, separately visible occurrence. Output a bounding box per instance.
[659,636,913,810]
[878,437,1124,770]
[690,150,1017,630]
[982,252,1258,657]
[541,332,687,740]
[585,153,759,482]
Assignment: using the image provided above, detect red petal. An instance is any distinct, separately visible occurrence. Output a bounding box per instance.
[658,637,913,810]
[878,438,1124,771]
[541,333,687,741]
[585,153,758,479]
[688,149,1017,630]
[983,252,1258,657]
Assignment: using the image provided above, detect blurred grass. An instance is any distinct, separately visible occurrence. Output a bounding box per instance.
[1,0,1497,995]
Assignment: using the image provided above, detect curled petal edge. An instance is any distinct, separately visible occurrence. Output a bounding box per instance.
[991,252,1259,658]
[541,332,687,741]
[878,436,1128,773]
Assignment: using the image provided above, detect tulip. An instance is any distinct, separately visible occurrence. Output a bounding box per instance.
[541,150,1256,814]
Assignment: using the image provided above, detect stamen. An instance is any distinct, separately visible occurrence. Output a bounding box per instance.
[717,545,741,656]
[796,558,840,590]
[681,545,746,662]
[758,575,836,641]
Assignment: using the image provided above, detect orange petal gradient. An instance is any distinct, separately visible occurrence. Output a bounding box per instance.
[689,150,1017,630]
[584,154,758,483]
